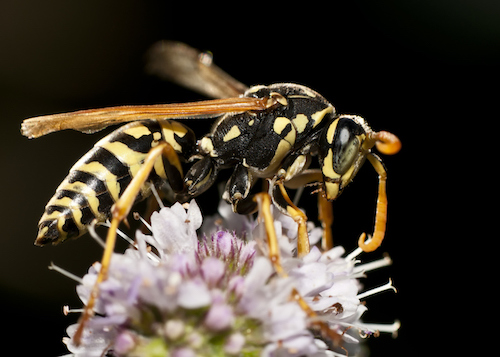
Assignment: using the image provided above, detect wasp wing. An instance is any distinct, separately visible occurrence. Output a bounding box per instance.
[21,97,267,139]
[146,41,248,99]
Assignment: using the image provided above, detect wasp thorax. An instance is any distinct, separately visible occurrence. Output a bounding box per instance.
[319,115,369,200]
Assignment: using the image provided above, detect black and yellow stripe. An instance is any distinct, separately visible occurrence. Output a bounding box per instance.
[35,119,195,246]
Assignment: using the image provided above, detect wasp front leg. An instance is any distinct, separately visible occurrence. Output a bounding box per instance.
[222,163,259,215]
[358,153,388,252]
[73,141,184,345]
[318,193,334,251]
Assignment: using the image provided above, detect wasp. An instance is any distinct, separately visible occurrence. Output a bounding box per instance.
[21,41,401,344]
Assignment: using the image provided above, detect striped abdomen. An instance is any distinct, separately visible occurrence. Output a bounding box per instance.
[35,120,196,246]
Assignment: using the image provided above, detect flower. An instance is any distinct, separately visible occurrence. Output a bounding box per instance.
[58,199,399,357]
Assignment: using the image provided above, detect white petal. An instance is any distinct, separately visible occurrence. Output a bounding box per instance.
[291,262,334,296]
[302,245,322,263]
[186,199,202,230]
[177,281,211,309]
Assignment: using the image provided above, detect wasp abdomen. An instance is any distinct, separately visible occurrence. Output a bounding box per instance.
[35,120,195,246]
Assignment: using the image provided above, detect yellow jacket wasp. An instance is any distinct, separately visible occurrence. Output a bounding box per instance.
[21,41,401,344]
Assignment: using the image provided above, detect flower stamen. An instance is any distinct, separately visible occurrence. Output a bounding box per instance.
[63,306,84,316]
[357,279,397,300]
[133,211,153,232]
[359,320,401,338]
[353,254,393,275]
[48,262,83,284]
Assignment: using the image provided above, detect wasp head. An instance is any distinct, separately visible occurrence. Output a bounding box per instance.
[318,114,402,201]
[318,115,372,200]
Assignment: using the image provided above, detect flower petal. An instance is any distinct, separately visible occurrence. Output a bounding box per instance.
[204,303,234,331]
[177,280,211,309]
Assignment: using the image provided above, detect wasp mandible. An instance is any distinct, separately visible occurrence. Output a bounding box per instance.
[21,41,401,344]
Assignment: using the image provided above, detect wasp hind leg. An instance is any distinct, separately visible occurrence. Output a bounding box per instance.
[73,141,184,345]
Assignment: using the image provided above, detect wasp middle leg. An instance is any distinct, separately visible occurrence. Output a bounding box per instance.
[254,192,343,347]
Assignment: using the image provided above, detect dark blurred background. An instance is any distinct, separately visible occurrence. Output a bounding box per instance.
[0,1,494,356]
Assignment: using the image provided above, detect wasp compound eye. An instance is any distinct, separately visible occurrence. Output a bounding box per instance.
[332,118,365,175]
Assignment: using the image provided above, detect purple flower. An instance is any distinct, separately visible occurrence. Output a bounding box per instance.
[58,199,399,357]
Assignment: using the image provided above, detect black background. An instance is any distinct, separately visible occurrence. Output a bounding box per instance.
[0,1,494,356]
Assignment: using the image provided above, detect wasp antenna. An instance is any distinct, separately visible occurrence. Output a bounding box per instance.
[372,131,401,155]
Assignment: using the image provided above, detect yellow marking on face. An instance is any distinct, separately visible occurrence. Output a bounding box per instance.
[292,114,309,134]
[326,118,340,144]
[223,125,241,142]
[325,181,339,200]
[78,161,121,201]
[311,106,334,128]
[123,125,152,139]
[322,149,340,180]
[340,163,357,188]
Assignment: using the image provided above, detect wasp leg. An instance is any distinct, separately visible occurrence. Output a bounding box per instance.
[222,163,258,215]
[254,192,343,347]
[184,156,218,199]
[254,192,285,276]
[73,142,181,345]
[270,181,309,257]
[358,153,388,252]
[318,194,334,251]
[283,169,334,251]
